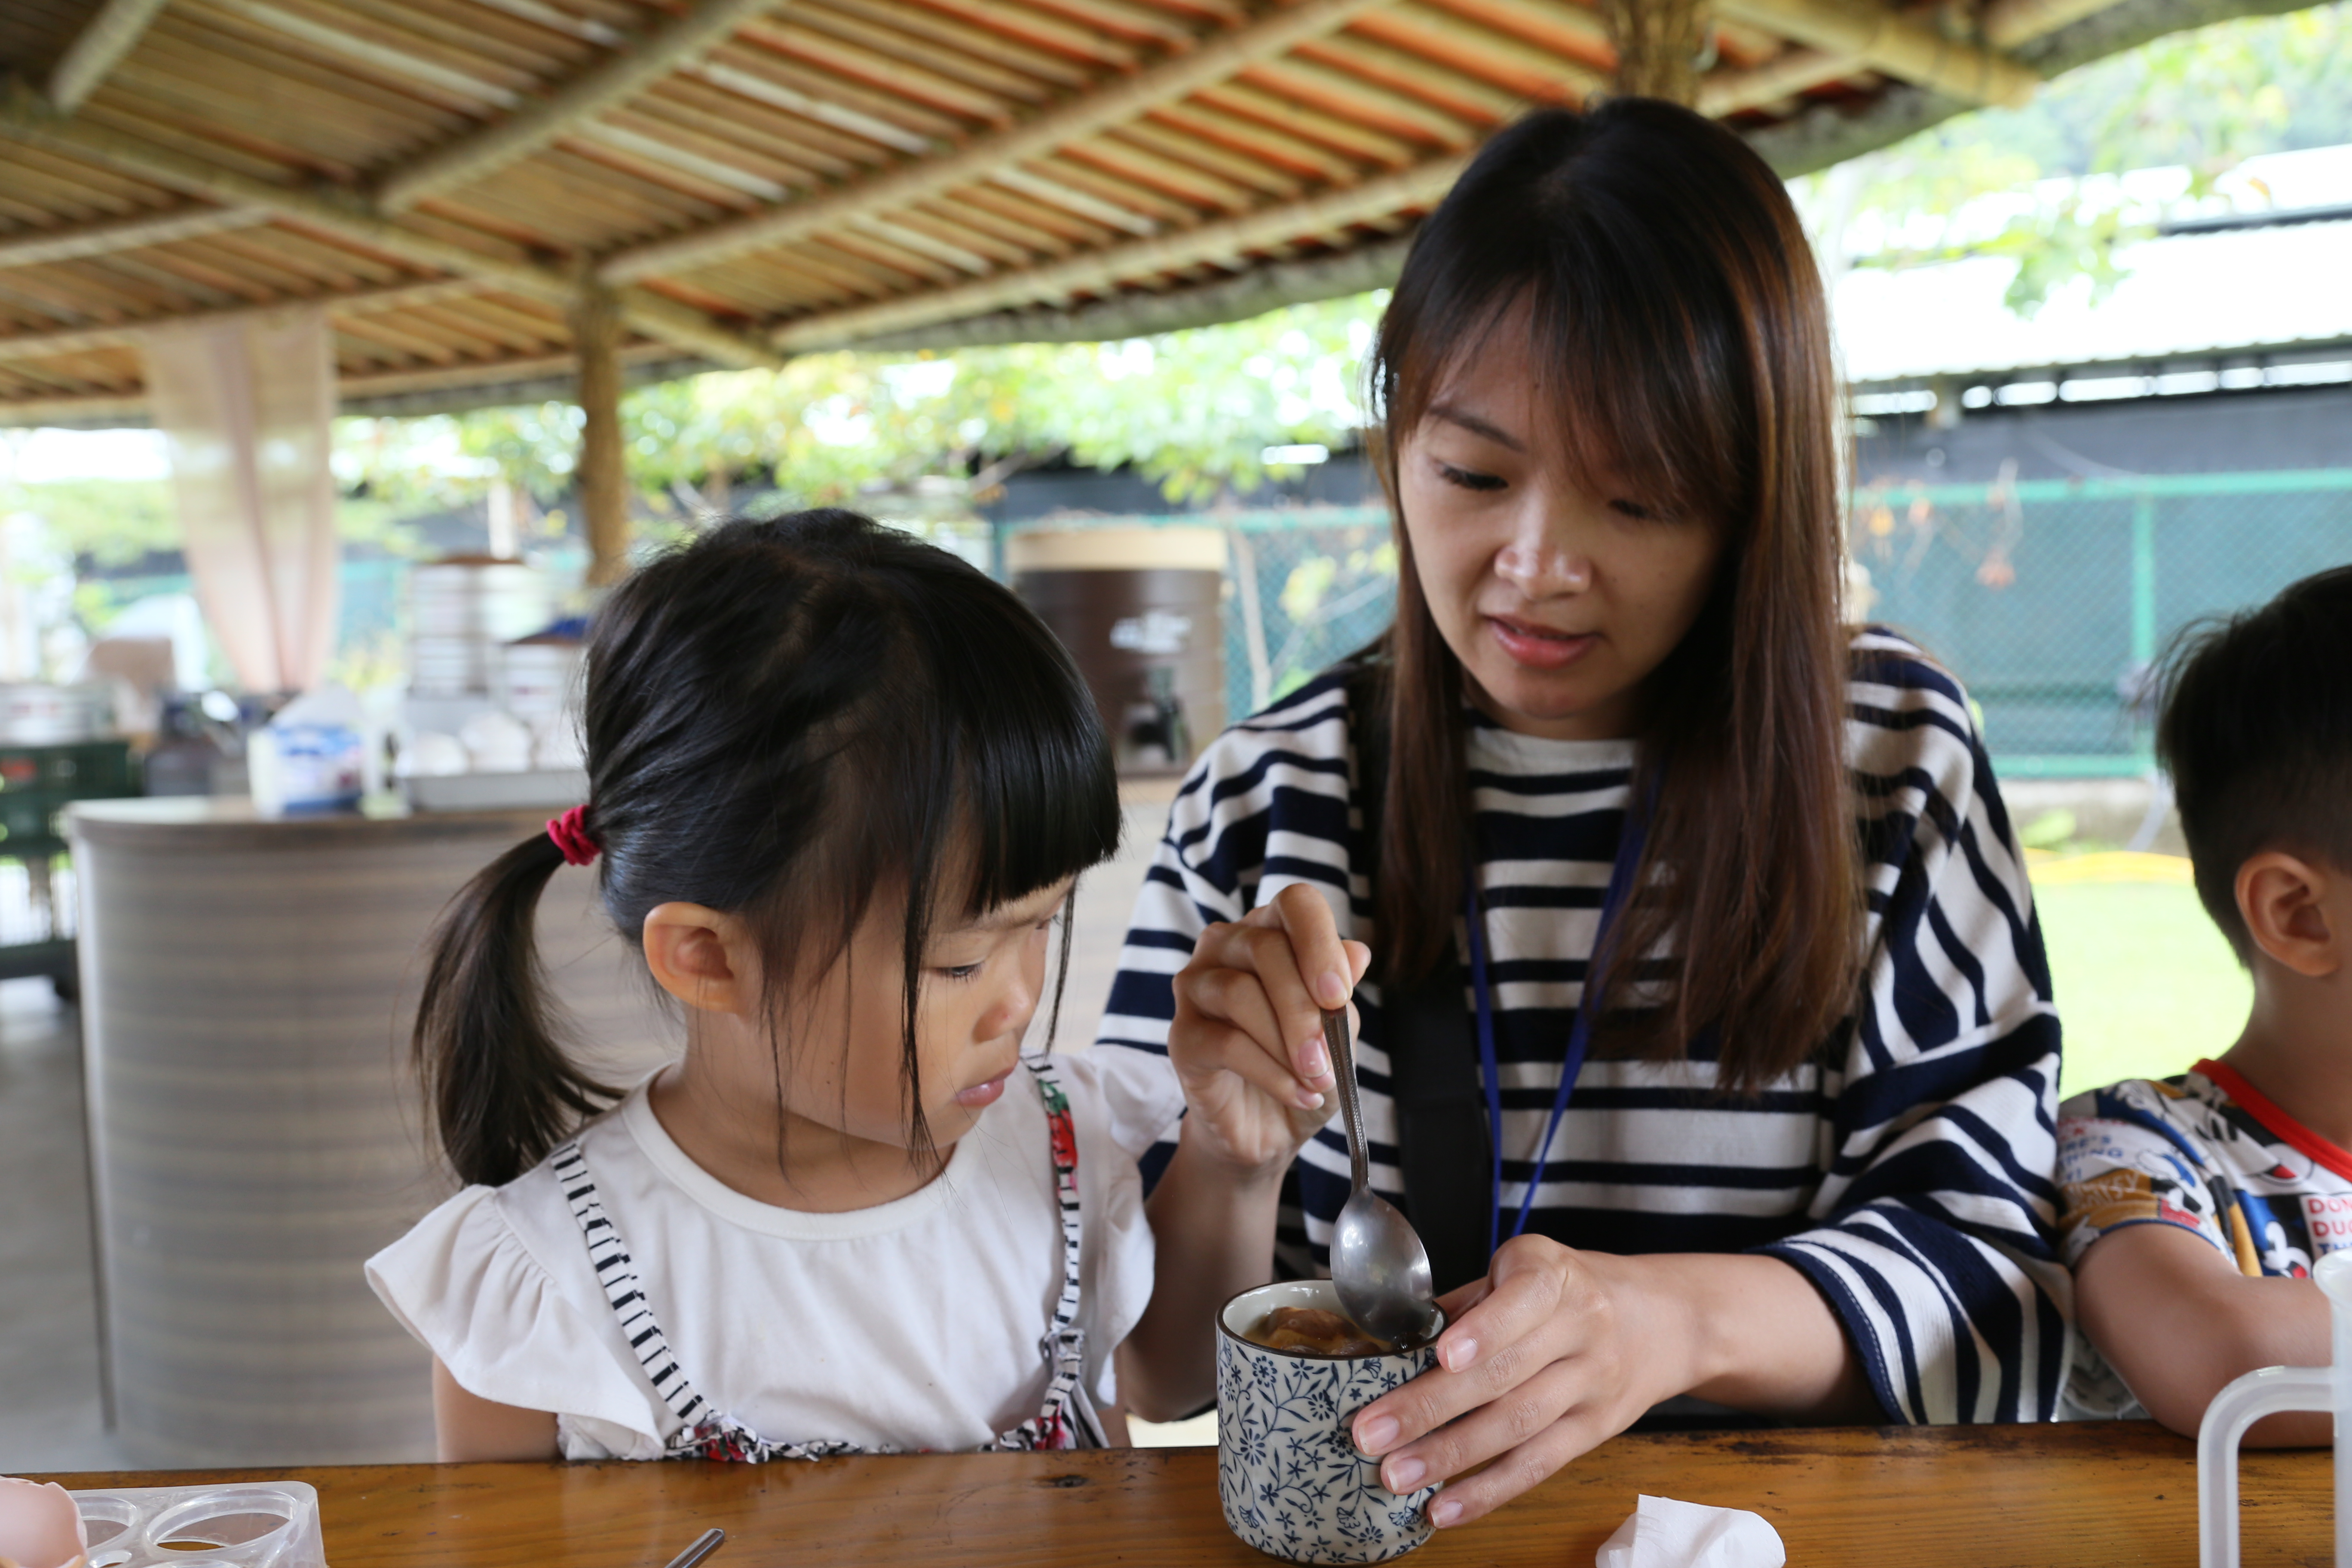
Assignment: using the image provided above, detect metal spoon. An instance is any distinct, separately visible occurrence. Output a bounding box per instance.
[662,1528,725,1568]
[1323,1007,1441,1348]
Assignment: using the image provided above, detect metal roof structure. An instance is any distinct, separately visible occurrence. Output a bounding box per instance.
[0,0,2324,427]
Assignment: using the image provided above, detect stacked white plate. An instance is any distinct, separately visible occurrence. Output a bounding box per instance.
[0,683,108,744]
[407,559,550,697]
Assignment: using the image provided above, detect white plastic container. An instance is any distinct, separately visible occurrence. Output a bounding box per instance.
[70,1480,325,1568]
[2199,1246,2352,1566]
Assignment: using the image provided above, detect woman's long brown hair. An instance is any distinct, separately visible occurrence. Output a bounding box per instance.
[1369,98,1860,1090]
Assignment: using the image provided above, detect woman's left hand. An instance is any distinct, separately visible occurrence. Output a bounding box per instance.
[1347,1237,1873,1528]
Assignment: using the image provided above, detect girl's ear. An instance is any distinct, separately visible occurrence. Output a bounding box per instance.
[2235,852,2342,979]
[642,902,762,1014]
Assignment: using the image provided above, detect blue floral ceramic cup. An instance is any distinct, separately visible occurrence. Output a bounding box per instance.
[1216,1280,1442,1565]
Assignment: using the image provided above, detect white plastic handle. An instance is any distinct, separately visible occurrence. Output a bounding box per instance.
[2198,1250,2352,1568]
[2199,1364,2335,1568]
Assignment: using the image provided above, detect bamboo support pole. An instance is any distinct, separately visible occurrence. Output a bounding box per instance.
[1598,0,1709,104]
[568,286,631,587]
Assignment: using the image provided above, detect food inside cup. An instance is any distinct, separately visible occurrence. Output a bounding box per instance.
[1245,1305,1395,1358]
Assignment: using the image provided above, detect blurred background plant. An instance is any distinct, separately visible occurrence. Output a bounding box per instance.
[1796,0,2352,312]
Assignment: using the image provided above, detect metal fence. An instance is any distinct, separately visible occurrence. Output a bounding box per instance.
[1002,467,2352,777]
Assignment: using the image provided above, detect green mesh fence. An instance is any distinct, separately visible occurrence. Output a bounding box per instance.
[1002,467,2352,778]
[1849,469,2352,774]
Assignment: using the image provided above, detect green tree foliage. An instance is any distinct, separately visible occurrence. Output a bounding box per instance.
[356,294,1381,518]
[1797,0,2351,313]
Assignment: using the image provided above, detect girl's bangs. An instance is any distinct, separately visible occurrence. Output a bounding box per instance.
[930,597,1122,919]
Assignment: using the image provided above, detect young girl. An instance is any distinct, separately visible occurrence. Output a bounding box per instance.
[367,510,1182,1461]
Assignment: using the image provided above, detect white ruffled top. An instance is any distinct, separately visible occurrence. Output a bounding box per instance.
[366,1047,1184,1458]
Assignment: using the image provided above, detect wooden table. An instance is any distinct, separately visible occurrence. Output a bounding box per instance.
[42,1424,2330,1566]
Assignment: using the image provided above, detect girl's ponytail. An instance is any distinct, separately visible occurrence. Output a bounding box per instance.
[413,827,616,1188]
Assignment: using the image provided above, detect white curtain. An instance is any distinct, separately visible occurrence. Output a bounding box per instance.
[141,306,339,693]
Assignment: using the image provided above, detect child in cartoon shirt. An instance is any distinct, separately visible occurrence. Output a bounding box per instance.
[2057,566,2352,1439]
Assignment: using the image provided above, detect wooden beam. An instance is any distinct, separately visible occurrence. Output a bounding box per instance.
[837,234,1413,352]
[46,0,171,113]
[568,286,631,585]
[0,342,692,426]
[772,151,1473,351]
[378,0,786,210]
[0,279,490,361]
[1982,0,2129,48]
[0,88,780,370]
[600,0,1398,284]
[0,392,147,425]
[1709,0,2039,105]
[1697,47,1861,116]
[0,206,271,270]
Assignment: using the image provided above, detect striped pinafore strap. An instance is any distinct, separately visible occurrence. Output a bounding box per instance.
[552,1052,1102,1461]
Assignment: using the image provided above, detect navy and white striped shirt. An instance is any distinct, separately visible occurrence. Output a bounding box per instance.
[1095,628,2069,1424]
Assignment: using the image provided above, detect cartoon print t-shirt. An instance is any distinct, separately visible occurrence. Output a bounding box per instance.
[2056,1059,2352,1419]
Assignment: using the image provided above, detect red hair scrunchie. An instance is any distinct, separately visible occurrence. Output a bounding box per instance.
[547,803,599,867]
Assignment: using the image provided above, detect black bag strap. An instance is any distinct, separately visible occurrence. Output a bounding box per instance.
[1341,664,1494,1297]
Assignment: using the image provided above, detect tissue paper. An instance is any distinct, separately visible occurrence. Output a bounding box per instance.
[1596,1494,1785,1568]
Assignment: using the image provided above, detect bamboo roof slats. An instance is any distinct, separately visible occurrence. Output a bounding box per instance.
[1148,99,1363,184]
[1348,6,1605,99]
[378,0,786,208]
[801,0,1099,93]
[597,0,1397,281]
[1446,0,1617,68]
[1297,34,1522,123]
[989,165,1165,234]
[1239,58,1481,148]
[893,0,1147,72]
[0,0,2290,420]
[921,193,1086,260]
[1007,0,1210,50]
[49,0,172,113]
[733,16,1018,124]
[1192,79,1420,167]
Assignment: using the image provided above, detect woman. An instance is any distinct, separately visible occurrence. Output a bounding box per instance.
[1109,99,2066,1528]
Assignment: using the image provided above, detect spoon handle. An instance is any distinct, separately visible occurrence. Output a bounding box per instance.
[1323,1008,1368,1194]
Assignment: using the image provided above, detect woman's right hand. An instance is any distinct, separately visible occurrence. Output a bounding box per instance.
[1168,883,1371,1174]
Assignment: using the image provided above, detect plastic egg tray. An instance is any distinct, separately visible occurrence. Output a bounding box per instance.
[69,1482,325,1568]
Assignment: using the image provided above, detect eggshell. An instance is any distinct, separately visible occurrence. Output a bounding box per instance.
[0,1476,87,1568]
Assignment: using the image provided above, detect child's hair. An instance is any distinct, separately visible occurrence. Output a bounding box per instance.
[2156,563,2352,961]
[413,510,1121,1188]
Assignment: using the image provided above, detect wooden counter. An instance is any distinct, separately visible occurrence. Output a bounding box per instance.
[68,798,671,1469]
[39,1422,2329,1566]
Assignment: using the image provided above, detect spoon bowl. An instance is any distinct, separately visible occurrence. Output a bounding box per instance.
[1322,1008,1442,1348]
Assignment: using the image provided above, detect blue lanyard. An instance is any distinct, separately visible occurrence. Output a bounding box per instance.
[1464,782,1656,1261]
